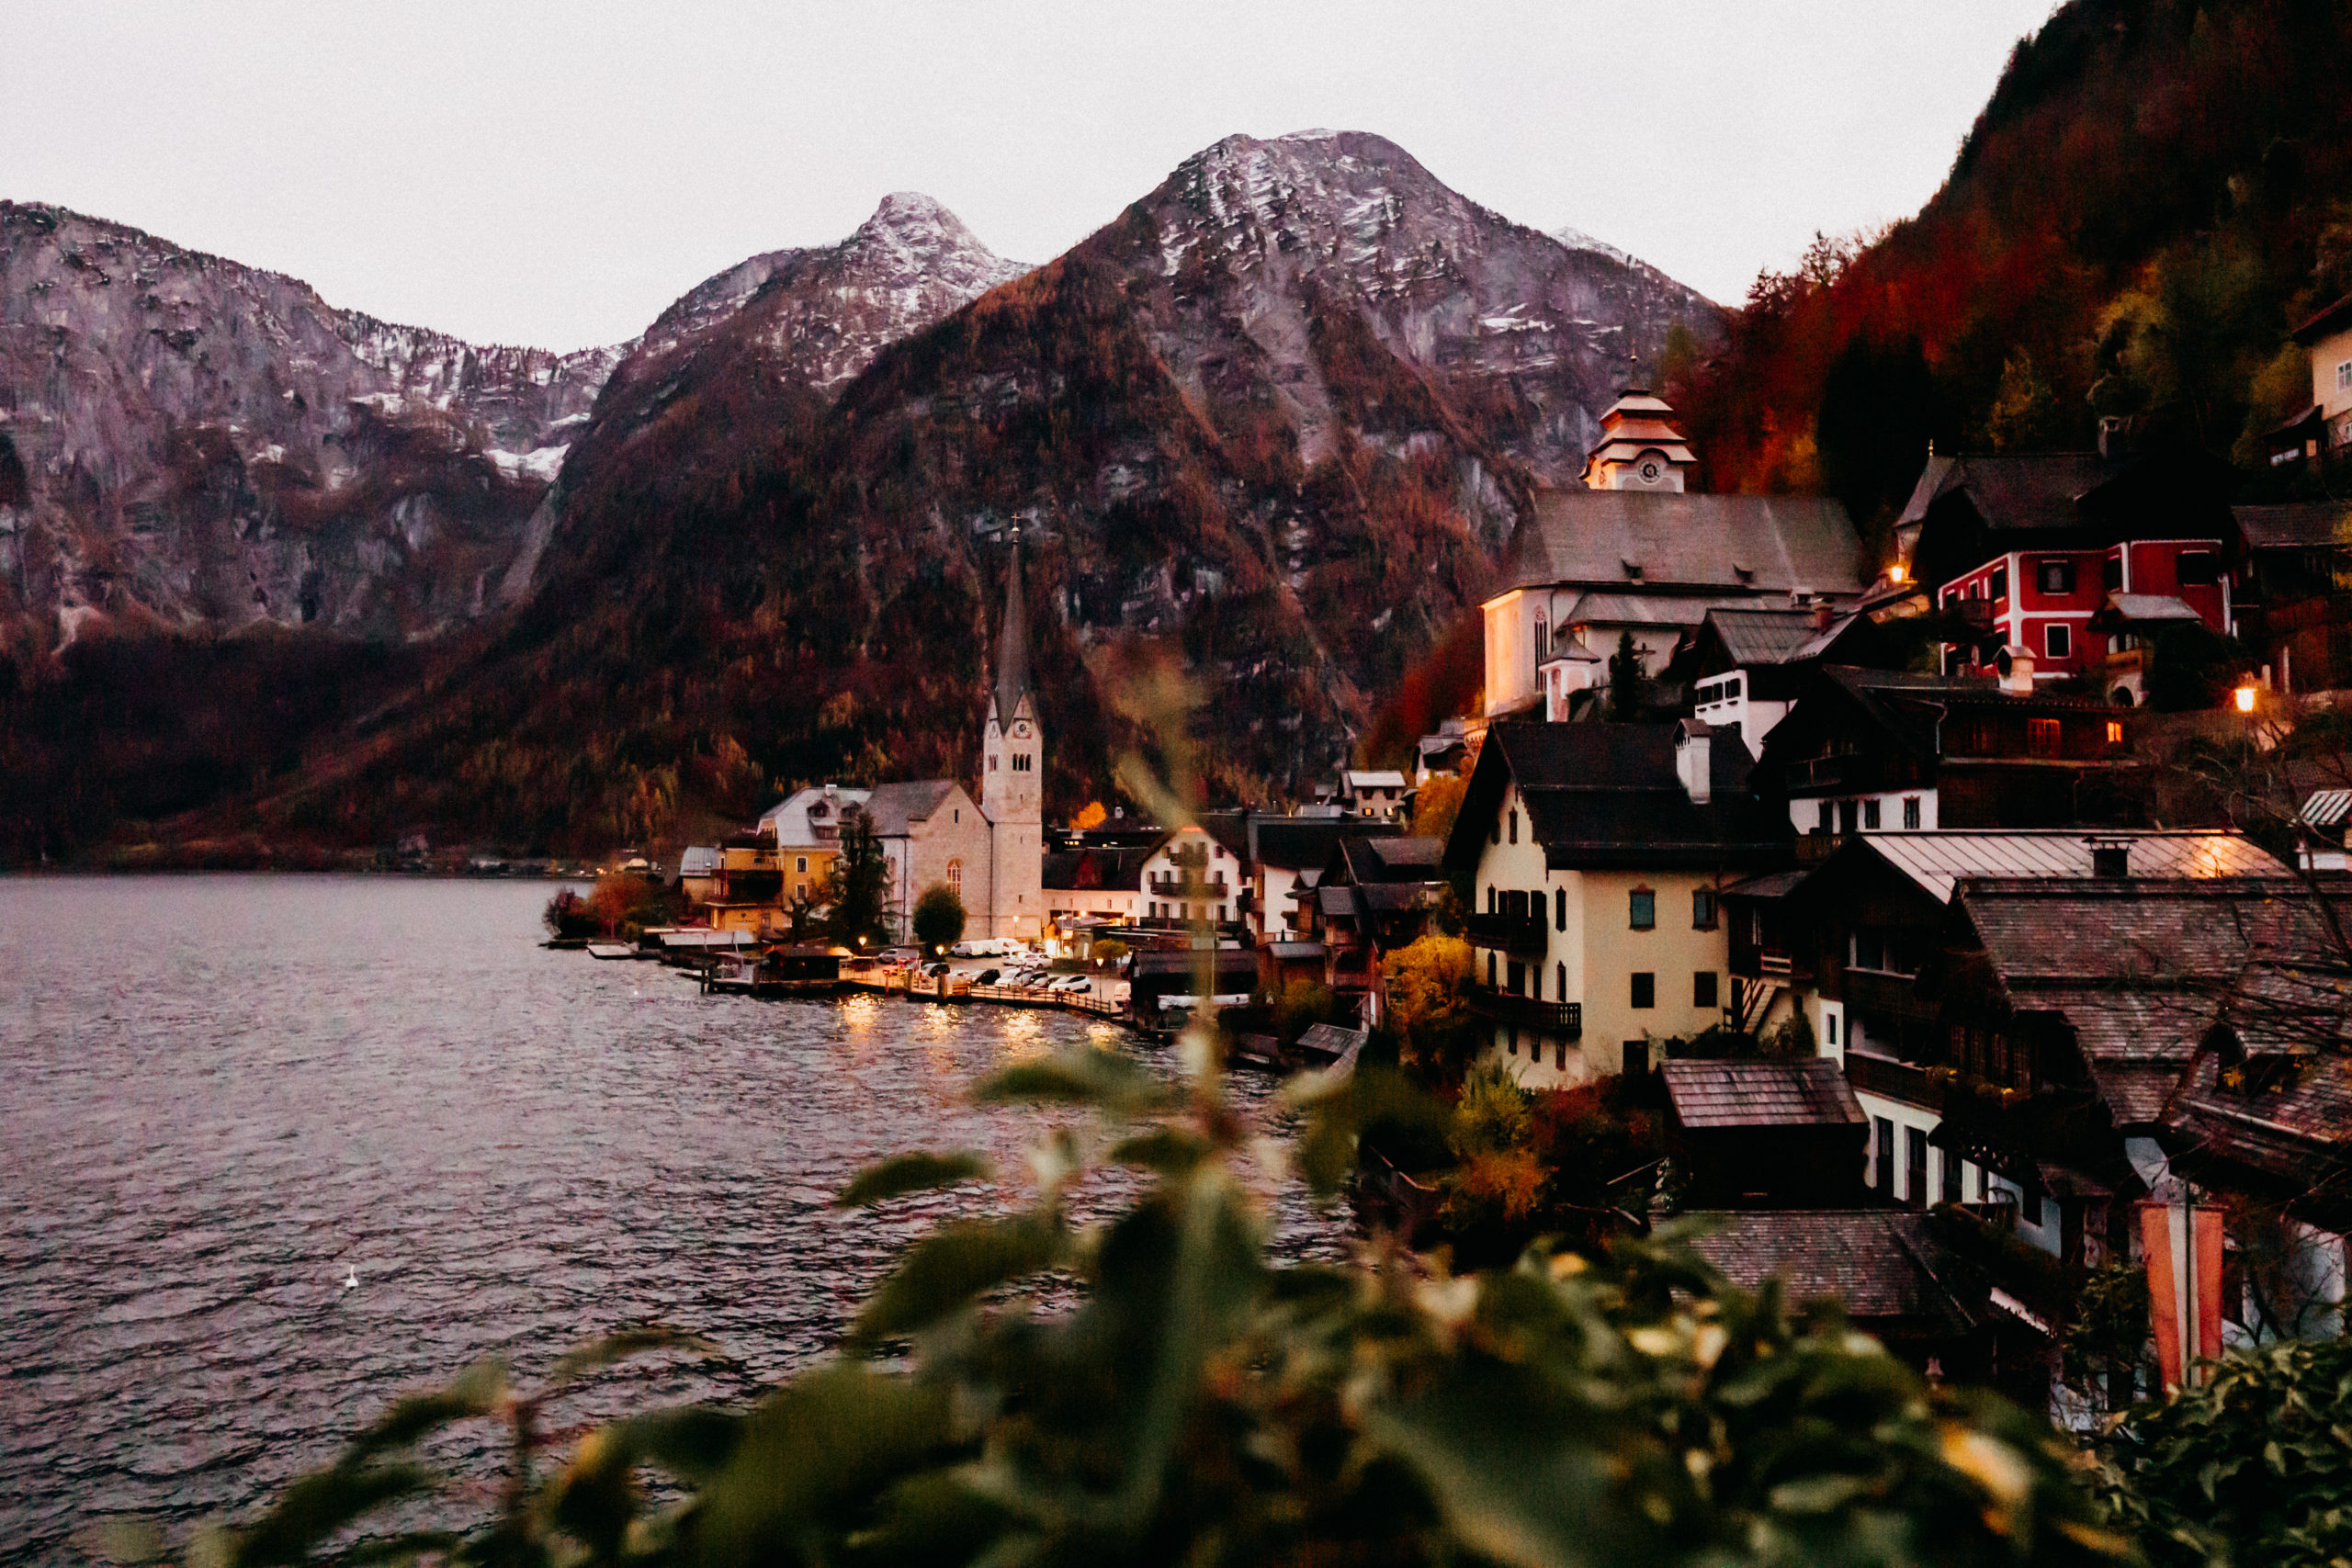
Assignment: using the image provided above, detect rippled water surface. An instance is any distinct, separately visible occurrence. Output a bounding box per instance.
[0,876,1351,1562]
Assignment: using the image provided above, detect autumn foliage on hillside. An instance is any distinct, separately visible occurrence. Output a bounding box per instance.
[1678,0,2352,551]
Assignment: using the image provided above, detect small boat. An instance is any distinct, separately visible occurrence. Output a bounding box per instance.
[586,943,638,960]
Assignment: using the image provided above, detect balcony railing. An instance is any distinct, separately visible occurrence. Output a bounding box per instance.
[1148,876,1227,897]
[1841,968,1935,1022]
[1464,910,1547,954]
[1468,986,1582,1036]
[1843,1050,1944,1111]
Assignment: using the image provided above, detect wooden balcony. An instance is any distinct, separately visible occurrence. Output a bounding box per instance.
[1843,1050,1944,1111]
[1841,968,1935,1023]
[1468,986,1581,1037]
[1464,910,1547,955]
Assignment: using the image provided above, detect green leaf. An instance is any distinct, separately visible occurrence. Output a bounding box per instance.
[853,1214,1063,1343]
[973,1048,1176,1115]
[690,1365,955,1563]
[344,1358,506,1461]
[229,1463,437,1567]
[1108,1126,1212,1175]
[835,1150,992,1208]
[548,1325,723,1387]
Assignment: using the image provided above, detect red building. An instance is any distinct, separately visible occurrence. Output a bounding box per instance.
[1900,445,2236,705]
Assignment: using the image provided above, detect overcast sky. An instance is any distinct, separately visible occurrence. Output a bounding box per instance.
[6,2,2058,352]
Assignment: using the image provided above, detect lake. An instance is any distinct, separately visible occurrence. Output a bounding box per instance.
[0,876,1351,1561]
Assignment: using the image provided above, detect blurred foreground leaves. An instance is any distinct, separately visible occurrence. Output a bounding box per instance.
[195,1047,2127,1568]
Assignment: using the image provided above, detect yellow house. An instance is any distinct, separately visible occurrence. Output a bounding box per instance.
[1442,719,1791,1083]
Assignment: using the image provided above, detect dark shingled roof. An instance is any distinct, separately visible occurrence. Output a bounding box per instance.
[1042,845,1152,892]
[1704,607,1836,666]
[2237,502,2352,552]
[1503,491,1863,595]
[1898,453,2117,535]
[863,780,958,837]
[1682,1212,1979,1331]
[1344,835,1446,880]
[1444,721,1792,877]
[1663,1058,1866,1129]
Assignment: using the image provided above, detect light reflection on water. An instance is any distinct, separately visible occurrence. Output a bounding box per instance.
[0,876,1350,1561]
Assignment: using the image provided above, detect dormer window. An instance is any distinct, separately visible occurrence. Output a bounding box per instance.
[809,804,828,819]
[1622,559,1645,581]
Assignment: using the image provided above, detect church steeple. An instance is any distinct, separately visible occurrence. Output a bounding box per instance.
[981,532,1043,942]
[992,531,1035,729]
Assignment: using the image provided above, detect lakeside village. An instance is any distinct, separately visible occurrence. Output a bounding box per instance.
[558,311,2352,1423]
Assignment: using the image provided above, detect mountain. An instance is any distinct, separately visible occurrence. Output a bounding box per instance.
[225,130,1723,856]
[0,193,1046,862]
[1675,0,2352,538]
[0,201,622,640]
[495,191,1033,603]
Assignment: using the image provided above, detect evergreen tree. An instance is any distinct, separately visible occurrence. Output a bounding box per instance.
[825,807,888,947]
[1607,631,1645,721]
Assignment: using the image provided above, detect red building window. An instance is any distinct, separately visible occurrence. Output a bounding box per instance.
[2028,718,2061,757]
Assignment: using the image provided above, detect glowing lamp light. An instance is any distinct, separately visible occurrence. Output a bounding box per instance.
[2233,683,2258,715]
[1887,562,1907,584]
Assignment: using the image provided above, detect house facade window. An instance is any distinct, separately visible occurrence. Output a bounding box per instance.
[1905,1126,1928,1207]
[1628,888,1656,930]
[947,860,963,895]
[796,856,808,873]
[1555,961,1566,1000]
[1903,796,1921,829]
[1555,886,1567,930]
[1862,798,1882,829]
[1691,888,1717,929]
[2046,622,2072,659]
[2338,358,2351,392]
[1692,971,1717,1009]
[1533,613,1548,664]
[1630,971,1655,1009]
[1874,1118,1894,1195]
[1508,809,1518,844]
[2038,559,2075,595]
[2028,717,2061,757]
[1990,567,2008,601]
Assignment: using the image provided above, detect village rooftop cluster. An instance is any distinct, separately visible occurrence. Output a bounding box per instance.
[611,299,2352,1425]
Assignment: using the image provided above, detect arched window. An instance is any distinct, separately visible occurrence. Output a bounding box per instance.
[1555,962,1566,1000]
[947,860,963,895]
[1555,886,1566,930]
[1533,613,1548,664]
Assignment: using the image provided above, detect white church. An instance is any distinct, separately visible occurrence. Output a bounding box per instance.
[857,542,1046,943]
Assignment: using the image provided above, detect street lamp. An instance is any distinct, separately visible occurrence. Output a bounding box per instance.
[1887,562,1907,585]
[2233,682,2258,715]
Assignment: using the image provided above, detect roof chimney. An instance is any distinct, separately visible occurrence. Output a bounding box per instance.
[1676,719,1713,806]
[1996,645,2035,695]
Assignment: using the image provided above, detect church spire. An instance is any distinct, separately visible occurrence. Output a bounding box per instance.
[993,532,1035,724]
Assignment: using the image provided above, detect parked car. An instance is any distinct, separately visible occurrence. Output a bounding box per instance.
[924,962,949,977]
[975,968,1001,987]
[1051,975,1093,994]
[949,942,984,958]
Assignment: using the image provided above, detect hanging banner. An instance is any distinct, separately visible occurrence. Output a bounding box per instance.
[2140,1200,2224,1393]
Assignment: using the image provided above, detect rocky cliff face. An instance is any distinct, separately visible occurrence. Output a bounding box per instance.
[1127,130,1716,510]
[0,201,623,640]
[0,193,1027,642]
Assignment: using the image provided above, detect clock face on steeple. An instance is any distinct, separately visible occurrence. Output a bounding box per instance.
[1014,722,1030,739]
[1639,459,1661,483]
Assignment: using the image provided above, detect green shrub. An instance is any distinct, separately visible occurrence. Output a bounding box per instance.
[206,1049,2128,1568]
